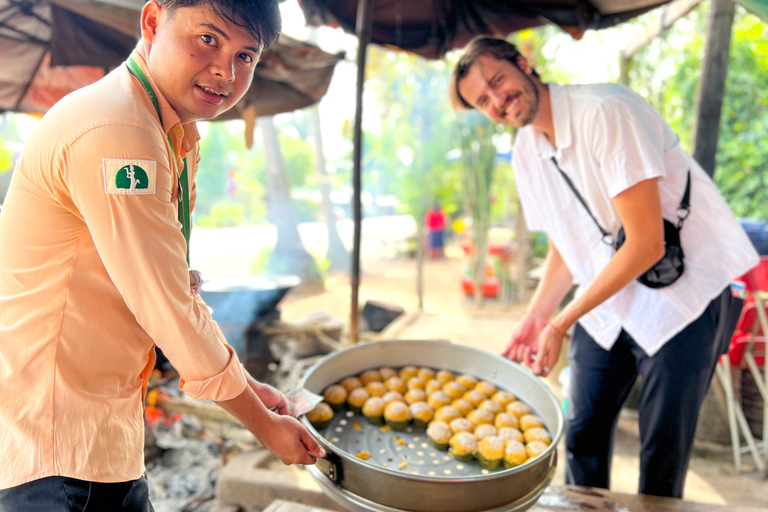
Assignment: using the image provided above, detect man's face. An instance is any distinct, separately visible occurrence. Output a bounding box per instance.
[143,2,261,124]
[457,54,539,128]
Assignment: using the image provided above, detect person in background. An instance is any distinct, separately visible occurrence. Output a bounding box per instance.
[449,36,758,498]
[0,2,323,510]
[425,201,447,259]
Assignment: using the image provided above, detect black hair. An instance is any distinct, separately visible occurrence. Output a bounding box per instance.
[155,0,281,51]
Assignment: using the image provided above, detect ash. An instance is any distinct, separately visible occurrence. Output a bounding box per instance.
[144,413,249,512]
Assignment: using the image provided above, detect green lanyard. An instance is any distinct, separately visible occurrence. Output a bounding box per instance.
[126,56,191,265]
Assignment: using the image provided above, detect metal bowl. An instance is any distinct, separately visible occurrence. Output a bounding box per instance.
[300,340,564,512]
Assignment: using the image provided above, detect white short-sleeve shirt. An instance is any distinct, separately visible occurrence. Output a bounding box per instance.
[513,83,759,355]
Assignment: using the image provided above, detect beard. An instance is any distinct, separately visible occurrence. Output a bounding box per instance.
[502,71,539,128]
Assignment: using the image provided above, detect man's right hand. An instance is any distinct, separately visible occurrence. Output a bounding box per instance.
[502,313,547,368]
[259,413,326,465]
[216,386,325,466]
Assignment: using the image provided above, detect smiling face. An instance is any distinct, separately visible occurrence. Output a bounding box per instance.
[457,54,540,128]
[141,1,261,123]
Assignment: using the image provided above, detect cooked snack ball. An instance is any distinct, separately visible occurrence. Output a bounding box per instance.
[365,381,387,397]
[306,402,334,429]
[323,385,348,410]
[425,379,443,395]
[427,391,452,409]
[410,402,434,428]
[362,397,385,425]
[494,413,520,430]
[347,388,370,414]
[339,376,363,393]
[384,401,412,431]
[406,376,426,390]
[526,440,548,459]
[443,381,468,399]
[404,388,427,405]
[519,414,544,432]
[477,436,505,470]
[434,405,462,424]
[426,420,452,450]
[463,390,487,407]
[360,369,382,385]
[378,367,398,381]
[478,399,503,415]
[384,376,408,394]
[475,381,498,397]
[466,408,495,427]
[436,370,454,384]
[491,391,516,407]
[456,374,479,389]
[506,401,531,418]
[449,432,478,462]
[418,367,436,381]
[503,440,528,468]
[382,391,404,405]
[399,365,419,381]
[474,424,498,440]
[452,398,475,416]
[523,427,552,446]
[497,427,524,444]
[449,417,474,434]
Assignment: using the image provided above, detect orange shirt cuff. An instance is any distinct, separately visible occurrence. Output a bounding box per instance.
[179,344,248,401]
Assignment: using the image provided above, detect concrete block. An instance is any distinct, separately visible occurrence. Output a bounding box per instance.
[216,450,344,512]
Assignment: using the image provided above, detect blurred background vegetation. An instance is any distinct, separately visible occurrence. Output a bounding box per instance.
[0,2,765,285]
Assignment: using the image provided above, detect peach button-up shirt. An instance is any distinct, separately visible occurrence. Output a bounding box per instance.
[0,51,247,489]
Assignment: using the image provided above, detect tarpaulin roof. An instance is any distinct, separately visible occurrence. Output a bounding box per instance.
[298,0,683,59]
[0,0,345,117]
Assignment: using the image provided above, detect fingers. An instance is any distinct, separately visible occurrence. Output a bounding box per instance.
[301,429,326,459]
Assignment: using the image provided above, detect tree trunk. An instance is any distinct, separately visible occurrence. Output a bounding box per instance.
[261,116,321,286]
[309,105,349,272]
[691,0,735,178]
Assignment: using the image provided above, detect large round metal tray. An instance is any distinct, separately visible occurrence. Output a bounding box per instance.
[300,340,564,512]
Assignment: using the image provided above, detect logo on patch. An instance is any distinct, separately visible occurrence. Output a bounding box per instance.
[116,164,150,191]
[103,158,157,195]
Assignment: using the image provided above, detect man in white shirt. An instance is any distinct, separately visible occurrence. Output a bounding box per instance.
[450,36,758,498]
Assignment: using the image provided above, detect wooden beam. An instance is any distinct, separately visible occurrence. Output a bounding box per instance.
[621,0,703,60]
[691,0,735,178]
[349,0,375,346]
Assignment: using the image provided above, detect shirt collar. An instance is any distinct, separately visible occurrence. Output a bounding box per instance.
[127,49,182,137]
[532,83,573,160]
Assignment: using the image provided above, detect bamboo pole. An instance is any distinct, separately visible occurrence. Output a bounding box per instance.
[348,0,375,345]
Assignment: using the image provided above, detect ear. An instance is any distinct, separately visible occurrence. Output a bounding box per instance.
[141,1,162,44]
[515,54,533,76]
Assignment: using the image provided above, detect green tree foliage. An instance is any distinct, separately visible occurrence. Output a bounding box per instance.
[193,118,318,228]
[365,47,463,222]
[0,139,12,174]
[630,5,768,219]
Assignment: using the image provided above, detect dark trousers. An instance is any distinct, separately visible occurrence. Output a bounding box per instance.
[565,288,740,498]
[0,475,153,512]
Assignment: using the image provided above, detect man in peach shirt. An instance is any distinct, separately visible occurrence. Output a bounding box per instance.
[0,1,324,510]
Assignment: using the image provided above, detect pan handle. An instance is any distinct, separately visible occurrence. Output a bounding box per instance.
[316,451,344,484]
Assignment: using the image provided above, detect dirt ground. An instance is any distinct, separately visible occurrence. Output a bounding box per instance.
[279,247,768,509]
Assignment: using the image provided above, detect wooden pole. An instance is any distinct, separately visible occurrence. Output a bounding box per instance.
[691,0,735,178]
[349,0,375,346]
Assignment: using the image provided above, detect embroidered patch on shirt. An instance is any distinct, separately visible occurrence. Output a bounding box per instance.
[103,159,157,195]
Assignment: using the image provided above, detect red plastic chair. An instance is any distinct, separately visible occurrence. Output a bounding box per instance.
[717,256,768,473]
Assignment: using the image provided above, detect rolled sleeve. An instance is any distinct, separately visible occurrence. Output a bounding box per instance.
[179,343,248,401]
[59,122,240,401]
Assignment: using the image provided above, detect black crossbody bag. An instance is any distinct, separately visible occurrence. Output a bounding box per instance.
[551,157,691,289]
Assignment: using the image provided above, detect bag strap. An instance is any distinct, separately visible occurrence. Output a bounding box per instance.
[551,157,614,246]
[126,56,191,265]
[550,157,692,242]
